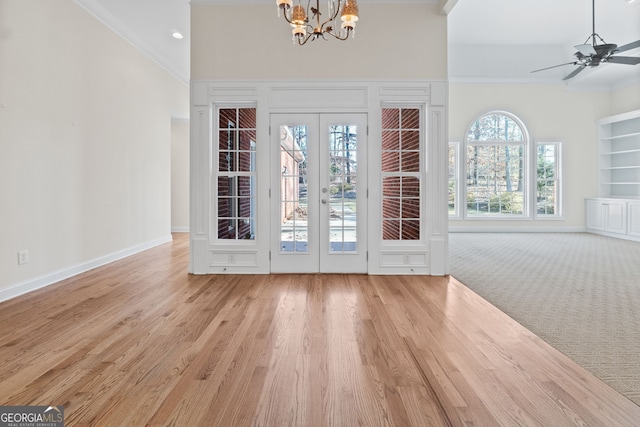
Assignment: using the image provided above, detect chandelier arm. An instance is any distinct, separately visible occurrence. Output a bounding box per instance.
[280,12,294,26]
[325,28,351,41]
[297,33,314,45]
[320,0,343,29]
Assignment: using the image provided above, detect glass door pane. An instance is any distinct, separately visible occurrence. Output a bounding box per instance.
[279,125,308,253]
[319,114,367,273]
[327,125,358,253]
[271,114,319,273]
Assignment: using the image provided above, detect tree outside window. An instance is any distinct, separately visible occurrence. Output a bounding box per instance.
[465,112,527,217]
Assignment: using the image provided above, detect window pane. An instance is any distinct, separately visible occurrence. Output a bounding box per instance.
[219,109,236,129]
[383,197,400,219]
[382,108,399,129]
[238,108,256,128]
[537,144,559,216]
[382,130,400,150]
[328,124,358,254]
[466,143,525,216]
[383,176,401,197]
[401,109,420,129]
[467,113,524,142]
[448,143,458,216]
[402,130,420,151]
[401,151,420,172]
[402,177,420,197]
[401,220,420,240]
[382,151,400,172]
[381,107,422,240]
[382,219,400,240]
[280,125,308,253]
[215,107,256,240]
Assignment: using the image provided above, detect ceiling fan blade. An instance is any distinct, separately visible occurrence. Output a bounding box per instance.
[608,56,640,65]
[531,62,577,73]
[563,66,586,81]
[574,44,597,56]
[616,40,640,53]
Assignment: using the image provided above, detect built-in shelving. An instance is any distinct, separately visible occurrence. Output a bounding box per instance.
[587,110,640,242]
[597,110,640,199]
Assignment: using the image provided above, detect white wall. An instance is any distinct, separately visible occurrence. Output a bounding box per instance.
[171,119,190,231]
[448,83,611,231]
[0,0,189,298]
[191,3,447,80]
[610,82,640,117]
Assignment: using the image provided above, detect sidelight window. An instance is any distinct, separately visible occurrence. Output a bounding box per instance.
[381,107,423,240]
[216,107,256,240]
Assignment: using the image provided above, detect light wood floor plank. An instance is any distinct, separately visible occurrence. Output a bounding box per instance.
[1,233,639,426]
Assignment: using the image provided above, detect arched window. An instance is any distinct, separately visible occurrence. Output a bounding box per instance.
[465,111,528,217]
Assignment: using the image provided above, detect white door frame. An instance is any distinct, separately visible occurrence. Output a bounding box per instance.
[270,113,368,273]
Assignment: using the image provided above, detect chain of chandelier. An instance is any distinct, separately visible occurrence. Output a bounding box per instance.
[276,0,359,45]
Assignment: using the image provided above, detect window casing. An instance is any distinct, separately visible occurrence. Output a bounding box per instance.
[464,112,528,218]
[216,107,257,240]
[381,107,422,240]
[535,141,561,217]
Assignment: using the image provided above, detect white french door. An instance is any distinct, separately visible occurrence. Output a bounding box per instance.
[270,113,368,273]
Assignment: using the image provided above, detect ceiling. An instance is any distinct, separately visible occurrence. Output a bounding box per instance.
[75,0,640,89]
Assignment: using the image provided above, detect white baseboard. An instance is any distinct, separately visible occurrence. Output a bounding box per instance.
[449,226,586,233]
[171,227,189,233]
[0,234,173,303]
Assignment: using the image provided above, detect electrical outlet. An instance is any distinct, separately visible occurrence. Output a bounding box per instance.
[18,250,29,265]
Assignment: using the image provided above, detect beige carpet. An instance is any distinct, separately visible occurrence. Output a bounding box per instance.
[449,232,640,406]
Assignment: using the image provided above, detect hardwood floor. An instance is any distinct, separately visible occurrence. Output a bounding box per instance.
[1,233,639,426]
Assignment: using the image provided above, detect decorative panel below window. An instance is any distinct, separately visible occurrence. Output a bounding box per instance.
[216,107,256,240]
[381,107,422,240]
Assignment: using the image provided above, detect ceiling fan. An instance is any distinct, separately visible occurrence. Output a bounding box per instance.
[532,0,640,80]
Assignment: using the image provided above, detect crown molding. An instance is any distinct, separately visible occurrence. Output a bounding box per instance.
[74,0,188,86]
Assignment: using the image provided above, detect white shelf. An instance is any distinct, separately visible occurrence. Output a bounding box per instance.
[601,148,640,155]
[601,131,640,141]
[604,182,640,185]
[605,166,640,170]
[598,110,640,199]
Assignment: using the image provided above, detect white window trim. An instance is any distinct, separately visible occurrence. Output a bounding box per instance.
[212,103,258,244]
[463,110,530,220]
[534,140,563,220]
[380,103,427,243]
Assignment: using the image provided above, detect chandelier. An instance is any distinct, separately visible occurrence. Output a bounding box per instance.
[276,0,359,45]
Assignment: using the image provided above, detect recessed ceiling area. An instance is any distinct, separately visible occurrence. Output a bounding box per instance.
[74,0,640,89]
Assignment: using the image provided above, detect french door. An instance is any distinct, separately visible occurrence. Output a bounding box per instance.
[270,113,368,273]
